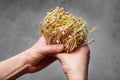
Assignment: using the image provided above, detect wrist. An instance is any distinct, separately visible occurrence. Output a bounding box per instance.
[20,48,42,66]
[65,67,88,80]
[18,50,34,67]
[12,52,30,73]
[0,52,29,80]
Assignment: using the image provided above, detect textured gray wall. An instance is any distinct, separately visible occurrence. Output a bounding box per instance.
[0,0,120,80]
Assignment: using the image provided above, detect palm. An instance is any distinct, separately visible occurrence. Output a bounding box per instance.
[55,46,90,75]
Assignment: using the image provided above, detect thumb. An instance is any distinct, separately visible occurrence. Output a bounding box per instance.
[40,44,64,55]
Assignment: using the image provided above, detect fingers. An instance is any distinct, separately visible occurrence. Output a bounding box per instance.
[55,53,67,62]
[55,45,90,61]
[76,45,90,55]
[40,44,64,55]
[33,36,64,55]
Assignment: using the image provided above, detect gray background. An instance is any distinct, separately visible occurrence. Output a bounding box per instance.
[0,0,120,80]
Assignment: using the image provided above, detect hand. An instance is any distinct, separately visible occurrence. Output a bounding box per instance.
[55,46,90,80]
[0,36,64,80]
[22,36,64,73]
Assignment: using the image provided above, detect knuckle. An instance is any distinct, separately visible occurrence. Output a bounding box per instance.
[48,46,57,53]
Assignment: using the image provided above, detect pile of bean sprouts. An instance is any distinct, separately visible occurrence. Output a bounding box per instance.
[40,7,97,53]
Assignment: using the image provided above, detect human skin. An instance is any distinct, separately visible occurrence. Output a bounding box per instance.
[56,46,90,80]
[0,36,64,80]
[0,36,90,80]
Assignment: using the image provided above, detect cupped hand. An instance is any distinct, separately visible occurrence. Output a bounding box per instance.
[22,36,64,73]
[55,46,90,80]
